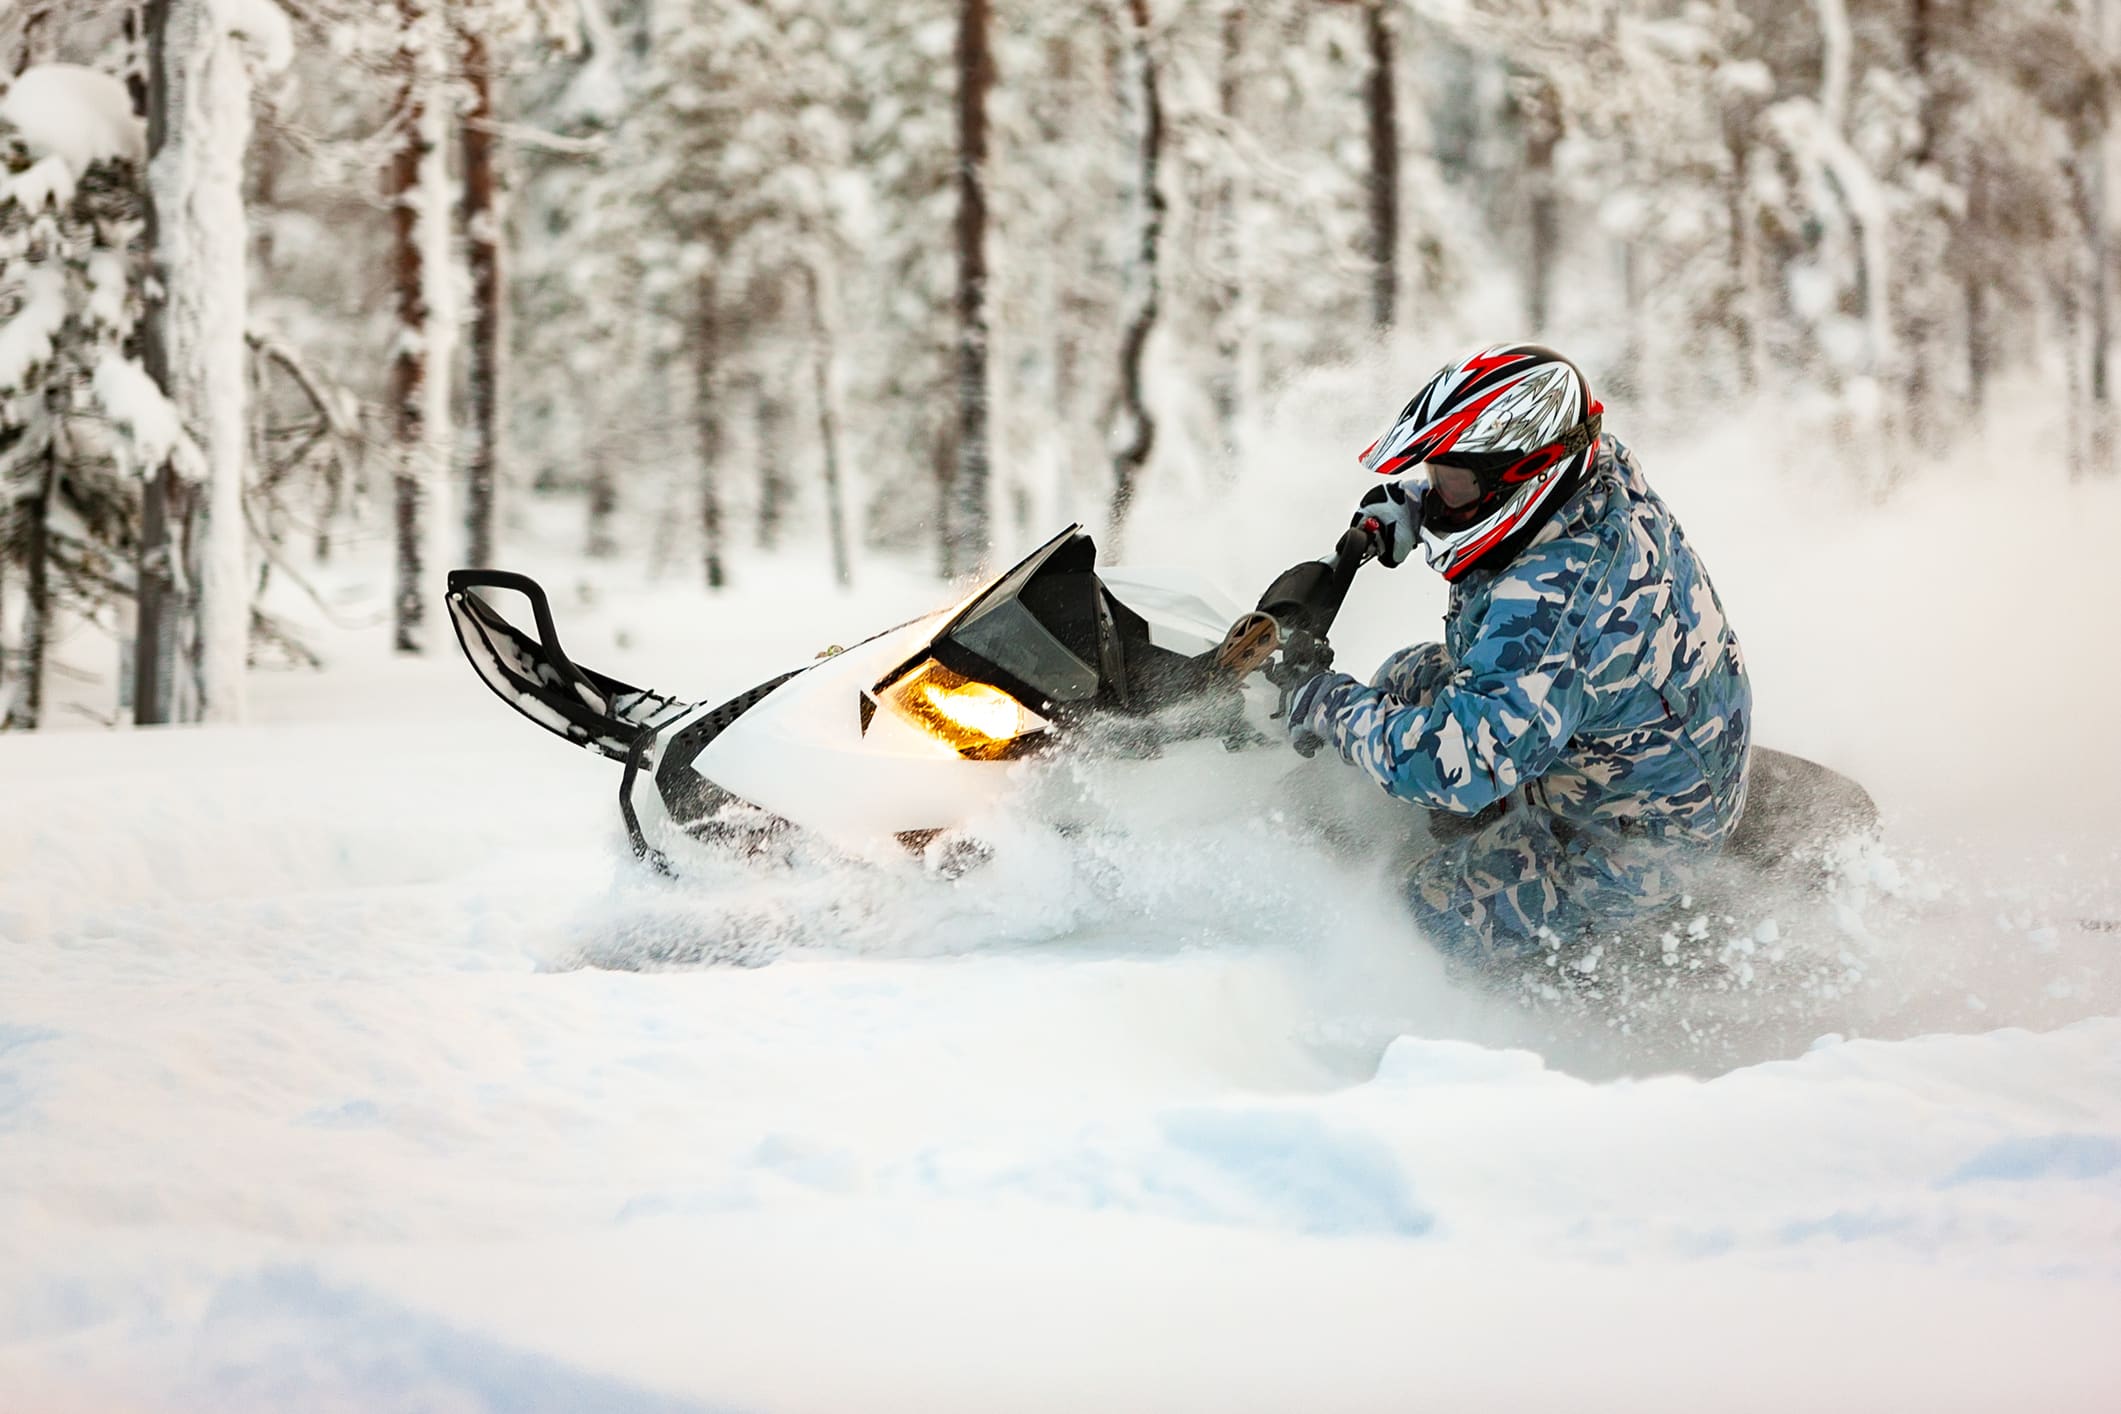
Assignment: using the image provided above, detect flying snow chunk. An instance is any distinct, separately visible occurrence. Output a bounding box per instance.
[0,65,146,175]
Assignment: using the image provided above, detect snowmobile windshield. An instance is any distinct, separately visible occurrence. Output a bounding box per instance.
[919,527,1110,710]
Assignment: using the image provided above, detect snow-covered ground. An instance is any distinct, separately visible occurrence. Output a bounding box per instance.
[5,407,2120,1410]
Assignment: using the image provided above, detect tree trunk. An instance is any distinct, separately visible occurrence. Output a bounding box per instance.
[9,410,57,730]
[140,0,255,720]
[415,19,455,635]
[2063,271,2087,480]
[461,24,502,565]
[0,500,9,720]
[1721,91,1763,395]
[1617,227,1645,402]
[1364,0,1398,331]
[754,377,790,551]
[586,314,632,560]
[1965,274,1988,409]
[2089,0,2113,474]
[694,272,726,590]
[1107,0,1164,555]
[1209,1,1244,461]
[2089,162,2110,475]
[932,420,957,580]
[1818,0,1851,137]
[314,448,343,562]
[585,452,618,557]
[390,0,430,652]
[947,0,994,577]
[1522,78,1561,332]
[1908,0,1942,168]
[134,0,183,726]
[1908,0,1935,165]
[122,3,151,115]
[183,0,254,718]
[800,261,853,589]
[1900,0,1948,449]
[1811,0,1896,472]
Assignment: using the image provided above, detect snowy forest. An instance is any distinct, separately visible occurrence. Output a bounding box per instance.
[12,5,2121,1405]
[1,0,2117,730]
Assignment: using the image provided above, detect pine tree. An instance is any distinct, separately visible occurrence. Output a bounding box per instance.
[0,64,185,728]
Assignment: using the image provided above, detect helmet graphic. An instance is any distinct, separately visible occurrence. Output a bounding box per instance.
[1358,343,1602,581]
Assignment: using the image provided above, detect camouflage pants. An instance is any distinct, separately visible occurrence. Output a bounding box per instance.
[1368,645,1690,964]
[1402,804,1692,964]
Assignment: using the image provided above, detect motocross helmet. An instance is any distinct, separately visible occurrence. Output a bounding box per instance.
[1357,343,1602,581]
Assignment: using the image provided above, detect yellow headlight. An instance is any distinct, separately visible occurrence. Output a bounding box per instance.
[877,660,1043,759]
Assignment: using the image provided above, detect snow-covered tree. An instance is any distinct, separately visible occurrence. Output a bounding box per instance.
[1105,0,1165,554]
[381,0,454,654]
[449,0,573,567]
[0,64,185,728]
[137,0,293,721]
[16,0,2121,736]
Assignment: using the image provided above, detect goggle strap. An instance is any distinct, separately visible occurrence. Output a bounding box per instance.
[1557,407,1603,456]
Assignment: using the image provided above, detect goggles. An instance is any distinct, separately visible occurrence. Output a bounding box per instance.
[1418,409,1603,533]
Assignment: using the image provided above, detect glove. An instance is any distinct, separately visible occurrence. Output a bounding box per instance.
[1353,478,1425,569]
[1283,669,1352,758]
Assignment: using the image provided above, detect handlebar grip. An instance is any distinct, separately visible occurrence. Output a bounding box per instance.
[1328,525,1377,598]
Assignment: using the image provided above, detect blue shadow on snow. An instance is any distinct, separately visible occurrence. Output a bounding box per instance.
[0,1022,58,1132]
[183,1264,739,1414]
[1157,1108,1435,1239]
[1938,1133,2121,1187]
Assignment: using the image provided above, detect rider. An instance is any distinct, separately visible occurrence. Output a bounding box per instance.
[1284,343,1752,970]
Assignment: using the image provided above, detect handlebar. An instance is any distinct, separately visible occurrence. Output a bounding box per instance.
[1256,524,1377,640]
[1325,524,1379,617]
[1210,523,1379,679]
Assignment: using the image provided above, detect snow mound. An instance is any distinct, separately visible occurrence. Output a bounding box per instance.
[0,65,145,175]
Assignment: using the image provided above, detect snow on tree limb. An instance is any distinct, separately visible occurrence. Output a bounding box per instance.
[0,266,66,392]
[218,0,295,73]
[91,350,206,480]
[0,65,145,174]
[3,155,78,214]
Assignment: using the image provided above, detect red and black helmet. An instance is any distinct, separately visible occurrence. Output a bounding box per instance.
[1358,343,1603,580]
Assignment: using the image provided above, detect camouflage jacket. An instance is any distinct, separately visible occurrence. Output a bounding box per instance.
[1294,437,1752,844]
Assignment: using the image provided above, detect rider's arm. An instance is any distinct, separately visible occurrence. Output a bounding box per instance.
[1368,642,1453,707]
[1297,534,1620,815]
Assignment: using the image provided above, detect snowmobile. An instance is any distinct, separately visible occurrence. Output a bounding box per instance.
[446,524,1876,882]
